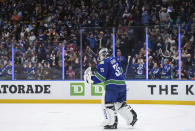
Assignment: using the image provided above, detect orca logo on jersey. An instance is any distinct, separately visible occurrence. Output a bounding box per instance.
[91,83,105,96]
[70,83,85,96]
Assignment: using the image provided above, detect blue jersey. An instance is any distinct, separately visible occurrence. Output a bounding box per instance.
[150,67,161,79]
[2,65,12,76]
[27,67,35,79]
[92,57,126,103]
[0,65,7,77]
[161,64,171,76]
[132,63,146,75]
[92,57,126,87]
[161,64,171,79]
[187,70,195,79]
[7,66,12,76]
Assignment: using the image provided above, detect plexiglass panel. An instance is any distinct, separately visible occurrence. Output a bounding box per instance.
[80,27,114,80]
[180,25,195,80]
[0,40,12,80]
[118,26,146,79]
[0,26,193,81]
[64,39,81,80]
[14,40,62,80]
[148,25,179,79]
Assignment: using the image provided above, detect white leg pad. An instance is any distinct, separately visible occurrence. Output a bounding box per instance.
[115,102,134,125]
[103,104,117,126]
[101,91,117,126]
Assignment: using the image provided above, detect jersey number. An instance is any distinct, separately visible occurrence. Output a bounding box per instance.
[113,63,122,76]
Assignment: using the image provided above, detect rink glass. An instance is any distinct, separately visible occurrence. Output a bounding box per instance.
[14,40,62,80]
[117,26,147,80]
[80,27,114,80]
[180,25,195,80]
[0,26,194,80]
[0,40,12,80]
[147,25,179,80]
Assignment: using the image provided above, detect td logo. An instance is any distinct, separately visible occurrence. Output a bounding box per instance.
[91,83,105,96]
[70,83,85,96]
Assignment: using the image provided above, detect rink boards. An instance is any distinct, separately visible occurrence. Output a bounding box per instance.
[0,81,194,105]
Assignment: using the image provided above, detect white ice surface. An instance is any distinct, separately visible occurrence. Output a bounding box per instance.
[0,104,195,131]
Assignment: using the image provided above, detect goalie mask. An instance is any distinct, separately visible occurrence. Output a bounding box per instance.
[99,48,109,61]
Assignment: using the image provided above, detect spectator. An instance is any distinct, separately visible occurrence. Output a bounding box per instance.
[142,8,150,25]
[66,65,75,80]
[159,8,169,24]
[87,34,95,50]
[73,58,80,79]
[0,0,194,80]
[187,66,195,80]
[116,49,126,71]
[132,58,146,79]
[161,59,171,79]
[149,62,161,79]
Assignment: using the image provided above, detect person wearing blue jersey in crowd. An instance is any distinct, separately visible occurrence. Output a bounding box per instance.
[132,58,146,79]
[26,63,35,80]
[1,61,12,80]
[6,61,12,77]
[149,63,161,79]
[116,49,126,71]
[85,48,137,129]
[187,66,195,80]
[0,63,3,79]
[161,59,171,79]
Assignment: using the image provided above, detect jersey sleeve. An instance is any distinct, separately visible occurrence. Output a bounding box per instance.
[116,58,124,74]
[92,60,108,84]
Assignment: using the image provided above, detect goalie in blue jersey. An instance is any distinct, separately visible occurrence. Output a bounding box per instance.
[84,48,137,129]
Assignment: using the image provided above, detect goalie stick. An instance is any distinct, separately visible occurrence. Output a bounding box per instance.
[125,56,131,78]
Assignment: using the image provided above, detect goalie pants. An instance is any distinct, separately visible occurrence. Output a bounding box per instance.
[105,85,126,103]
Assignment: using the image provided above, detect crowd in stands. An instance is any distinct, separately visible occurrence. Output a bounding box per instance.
[116,0,195,80]
[146,0,194,80]
[0,0,194,80]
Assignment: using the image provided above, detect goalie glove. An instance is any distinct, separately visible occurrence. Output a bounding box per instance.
[84,67,94,84]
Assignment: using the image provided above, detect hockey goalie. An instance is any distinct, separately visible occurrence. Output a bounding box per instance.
[84,48,137,129]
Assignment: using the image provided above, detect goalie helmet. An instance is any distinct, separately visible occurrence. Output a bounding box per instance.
[99,48,109,61]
